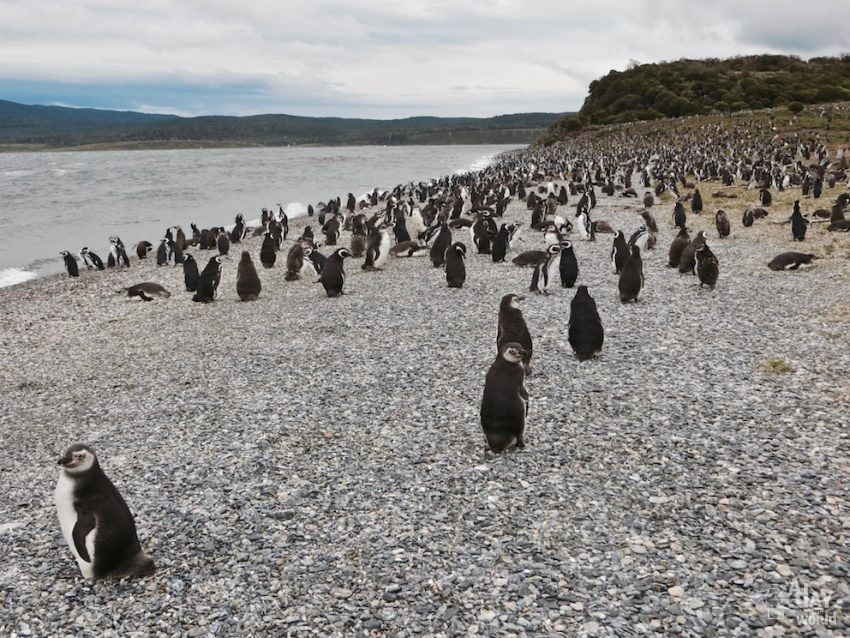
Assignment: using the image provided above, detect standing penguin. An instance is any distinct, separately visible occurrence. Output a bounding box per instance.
[445,242,467,288]
[678,230,707,274]
[80,247,105,271]
[490,223,510,262]
[691,188,703,214]
[230,214,245,244]
[673,201,687,228]
[618,245,644,303]
[170,240,185,265]
[529,244,562,295]
[790,200,808,241]
[558,240,579,288]
[217,231,231,256]
[497,293,533,374]
[236,251,262,301]
[193,256,222,303]
[668,227,690,267]
[715,210,731,238]
[480,342,529,454]
[183,254,199,292]
[108,236,130,268]
[362,223,392,271]
[429,223,452,268]
[277,204,289,240]
[60,251,79,277]
[567,285,604,360]
[742,207,755,228]
[319,247,351,297]
[260,233,277,268]
[611,231,629,274]
[285,242,305,281]
[472,216,492,255]
[695,244,719,289]
[156,239,169,266]
[55,444,155,579]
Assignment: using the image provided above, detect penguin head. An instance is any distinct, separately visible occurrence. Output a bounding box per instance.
[560,240,573,251]
[337,248,352,259]
[503,293,525,309]
[500,342,528,364]
[547,244,563,256]
[57,444,97,475]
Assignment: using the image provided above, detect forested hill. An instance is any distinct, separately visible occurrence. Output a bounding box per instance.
[0,100,563,149]
[540,54,850,143]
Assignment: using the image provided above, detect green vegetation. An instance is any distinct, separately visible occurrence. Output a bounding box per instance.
[761,357,795,374]
[0,100,564,149]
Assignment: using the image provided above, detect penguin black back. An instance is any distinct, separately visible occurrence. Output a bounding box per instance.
[183,254,199,291]
[480,342,529,453]
[236,251,262,301]
[445,241,467,288]
[430,223,451,268]
[497,294,532,374]
[60,251,79,277]
[319,248,351,297]
[568,285,604,360]
[715,210,731,238]
[618,245,644,302]
[696,244,719,289]
[193,256,222,303]
[558,240,578,288]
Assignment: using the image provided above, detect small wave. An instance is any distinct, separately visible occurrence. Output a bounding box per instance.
[285,202,309,218]
[0,268,37,288]
[455,154,495,175]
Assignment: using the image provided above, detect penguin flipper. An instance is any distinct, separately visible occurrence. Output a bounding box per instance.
[72,511,96,562]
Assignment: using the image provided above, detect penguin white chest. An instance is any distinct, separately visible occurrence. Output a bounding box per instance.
[374,232,391,268]
[55,473,95,578]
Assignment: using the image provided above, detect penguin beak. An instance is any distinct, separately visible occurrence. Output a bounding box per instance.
[57,455,69,466]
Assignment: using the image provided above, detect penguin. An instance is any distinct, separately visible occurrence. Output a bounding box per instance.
[134,241,153,260]
[497,293,532,375]
[277,204,289,240]
[511,250,545,267]
[175,227,187,251]
[319,247,351,297]
[183,254,199,292]
[691,188,703,214]
[640,209,658,233]
[472,217,492,254]
[715,210,731,238]
[350,232,367,258]
[742,208,755,228]
[323,216,341,246]
[576,210,593,240]
[60,251,79,278]
[668,227,690,267]
[678,230,707,275]
[767,252,818,271]
[628,226,649,252]
[260,233,277,268]
[790,200,808,241]
[480,342,529,454]
[217,231,231,256]
[362,223,392,271]
[80,248,104,271]
[308,204,314,217]
[285,243,305,281]
[529,244,562,295]
[491,224,510,262]
[392,209,410,244]
[170,240,185,265]
[230,214,245,244]
[193,256,222,303]
[390,240,428,257]
[108,236,130,268]
[429,223,451,268]
[558,240,578,288]
[302,247,326,278]
[673,201,687,228]
[618,245,644,303]
[567,285,604,360]
[445,242,467,288]
[695,244,719,289]
[759,188,772,206]
[156,239,169,266]
[236,251,262,301]
[126,283,171,301]
[55,444,155,579]
[611,231,629,274]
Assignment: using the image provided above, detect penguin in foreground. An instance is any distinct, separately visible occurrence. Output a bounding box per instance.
[183,254,199,292]
[497,293,533,375]
[695,244,719,289]
[790,200,808,241]
[668,227,690,267]
[567,285,604,360]
[529,244,562,295]
[618,245,644,303]
[60,251,79,277]
[319,247,351,297]
[611,231,629,274]
[80,248,105,271]
[55,444,155,579]
[558,240,578,288]
[445,241,467,288]
[193,256,223,303]
[767,252,818,271]
[126,283,171,301]
[480,342,529,454]
[678,230,707,274]
[236,251,262,301]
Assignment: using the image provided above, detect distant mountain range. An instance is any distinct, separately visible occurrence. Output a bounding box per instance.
[0,100,565,149]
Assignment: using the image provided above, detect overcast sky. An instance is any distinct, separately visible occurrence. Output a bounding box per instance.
[1,0,848,118]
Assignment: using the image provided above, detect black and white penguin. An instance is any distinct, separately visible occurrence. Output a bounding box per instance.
[134,241,153,260]
[319,247,351,297]
[390,240,428,257]
[55,444,155,579]
[445,242,467,288]
[170,240,185,265]
[277,204,289,240]
[497,293,532,374]
[678,230,707,274]
[673,201,687,228]
[260,233,277,269]
[392,209,410,244]
[236,251,262,301]
[183,254,199,292]
[302,246,326,277]
[217,231,231,256]
[511,250,545,267]
[472,216,492,255]
[108,236,130,268]
[529,244,562,295]
[156,239,169,266]
[362,223,392,271]
[611,231,629,274]
[628,225,650,252]
[490,223,510,262]
[618,245,644,303]
[230,214,245,244]
[715,210,731,238]
[558,240,578,288]
[695,244,719,289]
[567,285,604,360]
[691,188,703,214]
[429,223,452,268]
[80,248,104,271]
[480,342,529,454]
[126,283,171,301]
[668,226,690,267]
[60,251,79,277]
[767,252,818,270]
[790,200,808,241]
[192,256,222,303]
[576,209,593,241]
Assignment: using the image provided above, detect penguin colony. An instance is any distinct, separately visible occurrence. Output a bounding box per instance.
[52,121,849,576]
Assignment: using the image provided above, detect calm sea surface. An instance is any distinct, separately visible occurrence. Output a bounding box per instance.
[0,144,521,286]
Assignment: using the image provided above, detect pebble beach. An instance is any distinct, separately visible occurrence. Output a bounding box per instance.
[0,168,848,636]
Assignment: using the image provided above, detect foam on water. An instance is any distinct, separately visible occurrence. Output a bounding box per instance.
[455,153,497,175]
[0,268,37,289]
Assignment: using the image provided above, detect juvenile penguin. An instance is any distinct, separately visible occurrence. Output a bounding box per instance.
[183,254,199,292]
[611,231,629,274]
[319,247,351,297]
[678,230,706,274]
[285,243,305,281]
[217,231,231,256]
[691,188,703,214]
[193,256,222,303]
[472,217,492,255]
[558,240,579,288]
[480,342,529,454]
[767,252,818,271]
[126,283,171,301]
[490,223,511,262]
[529,244,562,295]
[80,248,105,271]
[618,245,644,302]
[790,200,808,241]
[134,241,153,260]
[673,201,687,228]
[695,244,719,289]
[497,293,533,374]
[511,250,546,267]
[429,223,452,268]
[567,285,604,360]
[323,216,341,246]
[156,239,169,266]
[55,444,155,579]
[60,251,79,277]
[715,210,731,238]
[236,251,262,301]
[742,207,755,228]
[362,223,392,271]
[668,227,690,267]
[260,233,277,269]
[445,241,467,288]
